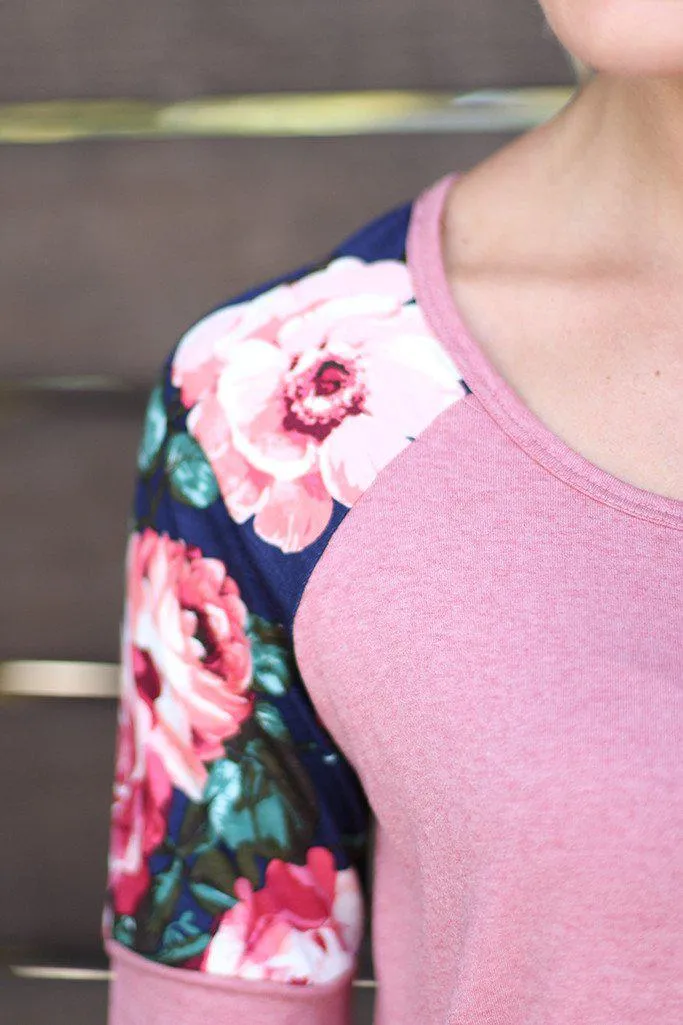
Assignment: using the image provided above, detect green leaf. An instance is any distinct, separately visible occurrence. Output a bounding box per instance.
[153,861,183,907]
[251,651,289,697]
[154,910,206,962]
[204,758,250,848]
[166,432,220,508]
[156,933,211,965]
[144,859,183,938]
[204,740,317,868]
[137,384,168,474]
[159,910,201,949]
[246,614,294,697]
[189,848,237,894]
[189,881,238,914]
[255,701,290,741]
[112,915,136,948]
[177,800,208,854]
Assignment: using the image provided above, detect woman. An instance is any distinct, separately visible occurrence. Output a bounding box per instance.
[103,3,683,1023]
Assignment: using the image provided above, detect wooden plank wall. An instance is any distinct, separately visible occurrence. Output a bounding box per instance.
[0,1,573,1019]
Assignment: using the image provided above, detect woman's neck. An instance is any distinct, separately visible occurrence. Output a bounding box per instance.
[529,72,683,275]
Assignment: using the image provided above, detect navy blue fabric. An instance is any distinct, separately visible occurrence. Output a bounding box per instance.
[113,199,418,966]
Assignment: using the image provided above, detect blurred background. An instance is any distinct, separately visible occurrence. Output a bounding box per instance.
[0,2,576,1022]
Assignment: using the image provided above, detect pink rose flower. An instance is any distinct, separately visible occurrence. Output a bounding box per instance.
[172,256,465,553]
[125,528,254,801]
[201,847,364,984]
[108,684,172,917]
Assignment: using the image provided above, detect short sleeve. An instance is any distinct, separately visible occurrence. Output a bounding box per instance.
[103,266,374,1024]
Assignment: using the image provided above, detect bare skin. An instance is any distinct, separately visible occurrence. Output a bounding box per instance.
[441,73,683,501]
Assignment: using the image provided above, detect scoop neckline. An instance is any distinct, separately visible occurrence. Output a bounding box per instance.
[405,170,683,531]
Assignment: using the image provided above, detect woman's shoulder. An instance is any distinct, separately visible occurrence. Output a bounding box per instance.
[146,182,465,555]
[166,190,418,404]
[177,189,416,343]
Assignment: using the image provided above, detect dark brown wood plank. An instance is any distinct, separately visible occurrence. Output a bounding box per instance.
[0,0,569,103]
[0,697,116,955]
[1,973,109,1025]
[0,392,140,662]
[2,132,519,379]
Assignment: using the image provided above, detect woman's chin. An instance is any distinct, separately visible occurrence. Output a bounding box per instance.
[543,0,683,80]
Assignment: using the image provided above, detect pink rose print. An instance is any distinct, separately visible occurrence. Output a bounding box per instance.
[172,256,466,553]
[108,684,172,917]
[125,528,254,801]
[201,847,364,984]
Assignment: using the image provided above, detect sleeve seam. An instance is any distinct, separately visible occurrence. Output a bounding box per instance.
[106,938,358,999]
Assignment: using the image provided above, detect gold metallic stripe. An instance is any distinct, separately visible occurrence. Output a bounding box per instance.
[0,87,572,144]
[0,660,119,699]
[11,965,113,982]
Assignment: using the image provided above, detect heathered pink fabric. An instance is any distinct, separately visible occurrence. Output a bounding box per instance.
[106,938,356,1024]
[106,172,682,1023]
[292,173,683,1023]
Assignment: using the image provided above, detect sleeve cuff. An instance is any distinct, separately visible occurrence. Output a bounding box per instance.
[105,938,356,1025]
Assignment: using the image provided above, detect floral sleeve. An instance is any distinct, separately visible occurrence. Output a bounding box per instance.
[104,246,462,1022]
[102,260,405,1024]
[107,514,366,979]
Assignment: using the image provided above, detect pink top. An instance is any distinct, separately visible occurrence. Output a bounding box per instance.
[104,170,683,1025]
